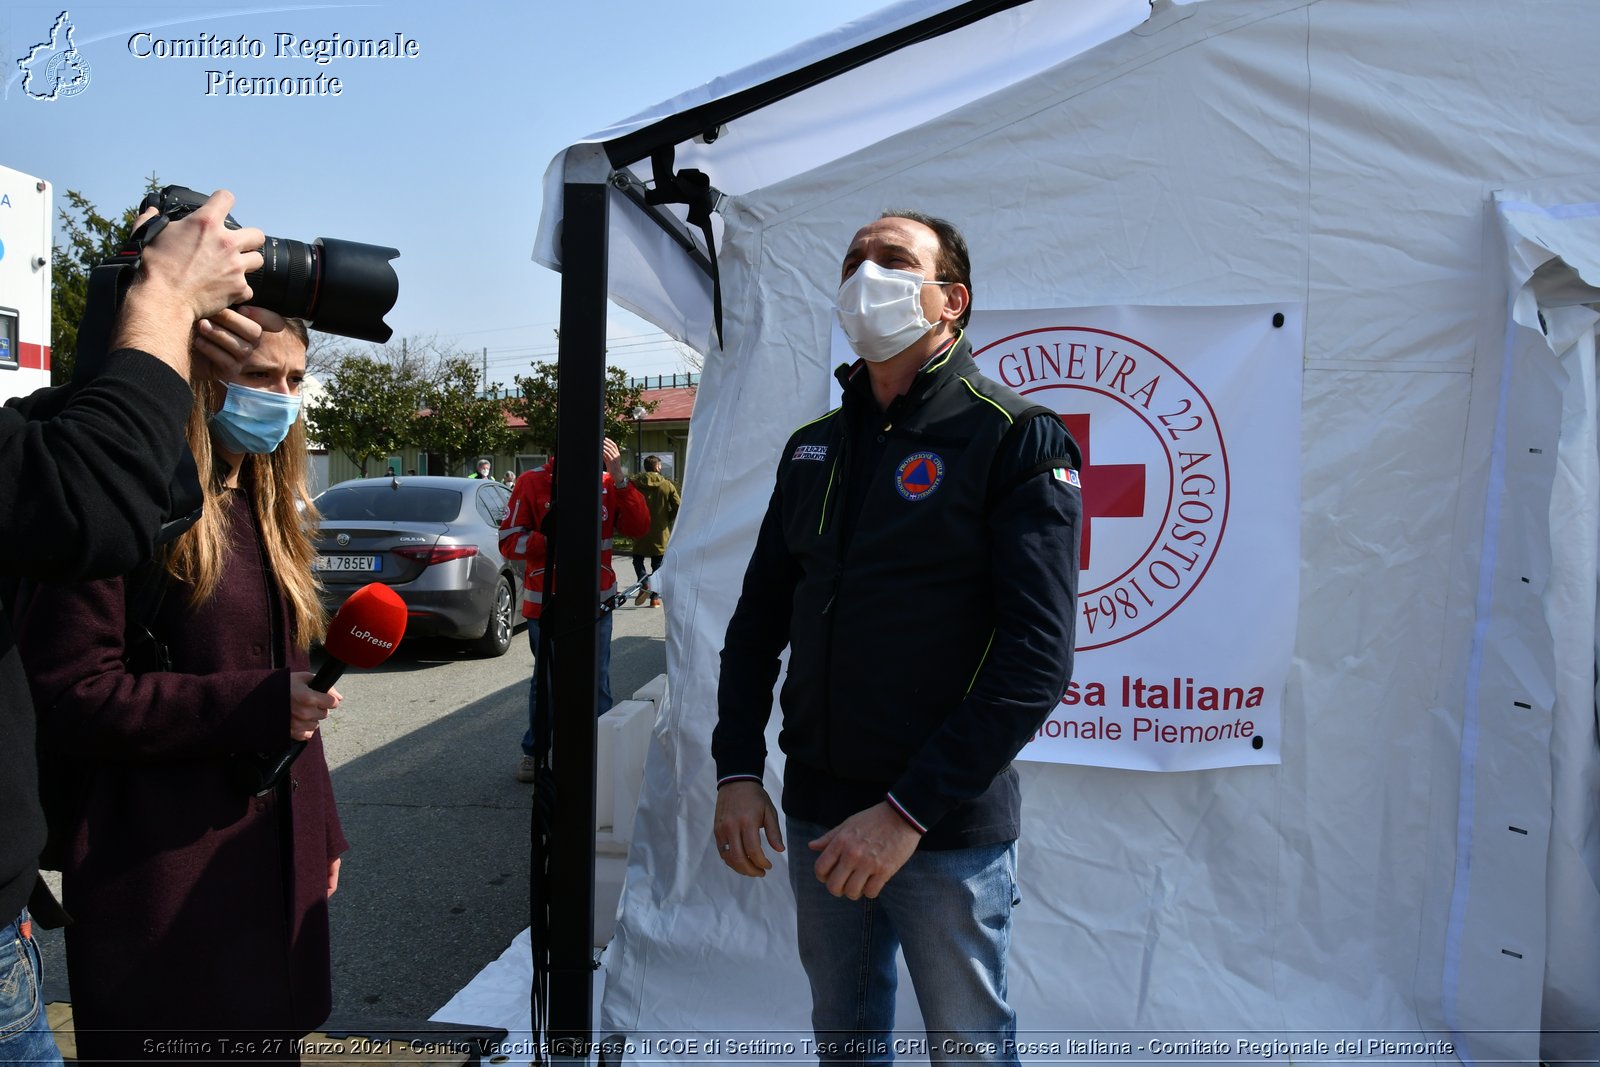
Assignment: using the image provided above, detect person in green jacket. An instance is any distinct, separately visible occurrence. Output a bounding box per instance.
[630,456,680,608]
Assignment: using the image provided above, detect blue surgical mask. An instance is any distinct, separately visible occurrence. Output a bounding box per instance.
[209,382,302,455]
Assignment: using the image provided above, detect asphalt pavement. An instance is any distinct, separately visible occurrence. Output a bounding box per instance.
[36,590,669,1037]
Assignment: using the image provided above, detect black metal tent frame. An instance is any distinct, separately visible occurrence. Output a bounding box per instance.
[539,1,1041,1057]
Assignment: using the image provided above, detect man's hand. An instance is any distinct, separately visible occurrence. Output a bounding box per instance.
[288,674,341,743]
[713,780,785,877]
[810,802,922,900]
[113,189,267,380]
[328,857,342,898]
[136,190,266,321]
[602,437,624,482]
[193,306,288,380]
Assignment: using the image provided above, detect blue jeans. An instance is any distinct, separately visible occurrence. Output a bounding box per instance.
[520,609,614,756]
[0,910,63,1065]
[632,554,662,590]
[786,819,1020,1067]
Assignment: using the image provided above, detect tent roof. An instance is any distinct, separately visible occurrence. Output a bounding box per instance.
[532,0,1162,345]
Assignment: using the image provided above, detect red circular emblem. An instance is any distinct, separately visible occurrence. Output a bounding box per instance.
[975,327,1230,650]
[895,452,945,501]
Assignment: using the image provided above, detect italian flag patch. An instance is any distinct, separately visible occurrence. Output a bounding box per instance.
[1053,467,1081,488]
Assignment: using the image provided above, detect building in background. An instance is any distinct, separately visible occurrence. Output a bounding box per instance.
[316,374,698,488]
[623,374,697,486]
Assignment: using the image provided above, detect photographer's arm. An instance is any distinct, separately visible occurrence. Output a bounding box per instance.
[111,190,265,381]
[0,355,193,580]
[0,193,272,582]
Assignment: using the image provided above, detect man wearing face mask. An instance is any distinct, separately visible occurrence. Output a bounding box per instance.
[712,212,1082,1064]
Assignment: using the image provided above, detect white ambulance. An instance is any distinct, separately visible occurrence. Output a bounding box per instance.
[0,165,52,404]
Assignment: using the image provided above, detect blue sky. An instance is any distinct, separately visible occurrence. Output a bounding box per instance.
[1,0,888,381]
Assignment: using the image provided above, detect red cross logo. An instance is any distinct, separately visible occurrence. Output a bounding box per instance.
[1059,413,1146,571]
[971,322,1229,650]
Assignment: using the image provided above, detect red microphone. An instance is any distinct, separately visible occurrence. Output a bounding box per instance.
[252,583,407,794]
[311,582,408,690]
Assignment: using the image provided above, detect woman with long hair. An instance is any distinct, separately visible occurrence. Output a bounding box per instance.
[18,311,346,1063]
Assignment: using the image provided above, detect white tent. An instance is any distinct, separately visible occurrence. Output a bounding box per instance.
[534,0,1600,1061]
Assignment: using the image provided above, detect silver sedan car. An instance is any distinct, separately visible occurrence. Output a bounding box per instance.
[311,475,523,657]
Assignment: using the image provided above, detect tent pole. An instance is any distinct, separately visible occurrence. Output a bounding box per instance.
[546,146,611,1061]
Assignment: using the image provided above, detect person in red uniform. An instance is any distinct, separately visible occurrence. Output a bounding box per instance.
[500,437,648,782]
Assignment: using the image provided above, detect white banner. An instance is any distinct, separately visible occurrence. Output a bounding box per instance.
[968,305,1303,771]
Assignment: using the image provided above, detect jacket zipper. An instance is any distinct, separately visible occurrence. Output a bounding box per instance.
[819,420,853,775]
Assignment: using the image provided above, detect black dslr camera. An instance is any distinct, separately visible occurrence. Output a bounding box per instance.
[112,184,400,344]
[64,185,402,542]
[76,184,400,382]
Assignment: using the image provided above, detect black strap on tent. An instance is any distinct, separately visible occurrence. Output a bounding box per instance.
[645,147,724,347]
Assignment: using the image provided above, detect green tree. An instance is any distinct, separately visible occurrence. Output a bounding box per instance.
[509,361,653,454]
[50,179,160,383]
[305,355,422,476]
[413,355,519,475]
[303,331,357,379]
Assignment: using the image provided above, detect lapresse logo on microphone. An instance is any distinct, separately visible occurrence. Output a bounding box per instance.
[348,627,395,650]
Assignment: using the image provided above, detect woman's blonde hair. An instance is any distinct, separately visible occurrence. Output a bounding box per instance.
[168,319,327,647]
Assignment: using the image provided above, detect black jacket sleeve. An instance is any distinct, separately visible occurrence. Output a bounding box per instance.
[712,474,803,785]
[0,346,193,924]
[0,348,194,582]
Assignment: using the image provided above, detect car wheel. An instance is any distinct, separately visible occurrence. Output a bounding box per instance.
[473,575,516,658]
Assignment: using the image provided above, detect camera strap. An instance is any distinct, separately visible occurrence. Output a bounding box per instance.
[74,209,173,383]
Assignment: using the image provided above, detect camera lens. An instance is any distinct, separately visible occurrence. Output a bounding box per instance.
[247,237,316,316]
[303,239,400,343]
[246,236,399,343]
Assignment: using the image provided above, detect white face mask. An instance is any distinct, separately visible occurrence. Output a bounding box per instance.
[834,261,950,363]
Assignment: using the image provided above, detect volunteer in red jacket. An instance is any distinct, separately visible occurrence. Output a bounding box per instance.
[500,437,648,782]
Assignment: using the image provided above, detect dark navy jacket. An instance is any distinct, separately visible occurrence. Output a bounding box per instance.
[714,334,1082,849]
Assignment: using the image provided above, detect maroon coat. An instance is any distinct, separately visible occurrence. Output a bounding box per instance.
[18,489,346,1059]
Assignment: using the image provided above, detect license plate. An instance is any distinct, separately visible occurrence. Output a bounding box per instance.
[314,554,379,573]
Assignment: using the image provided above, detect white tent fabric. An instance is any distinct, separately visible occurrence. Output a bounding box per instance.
[538,0,1600,1060]
[1478,192,1600,1057]
[532,0,1153,352]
